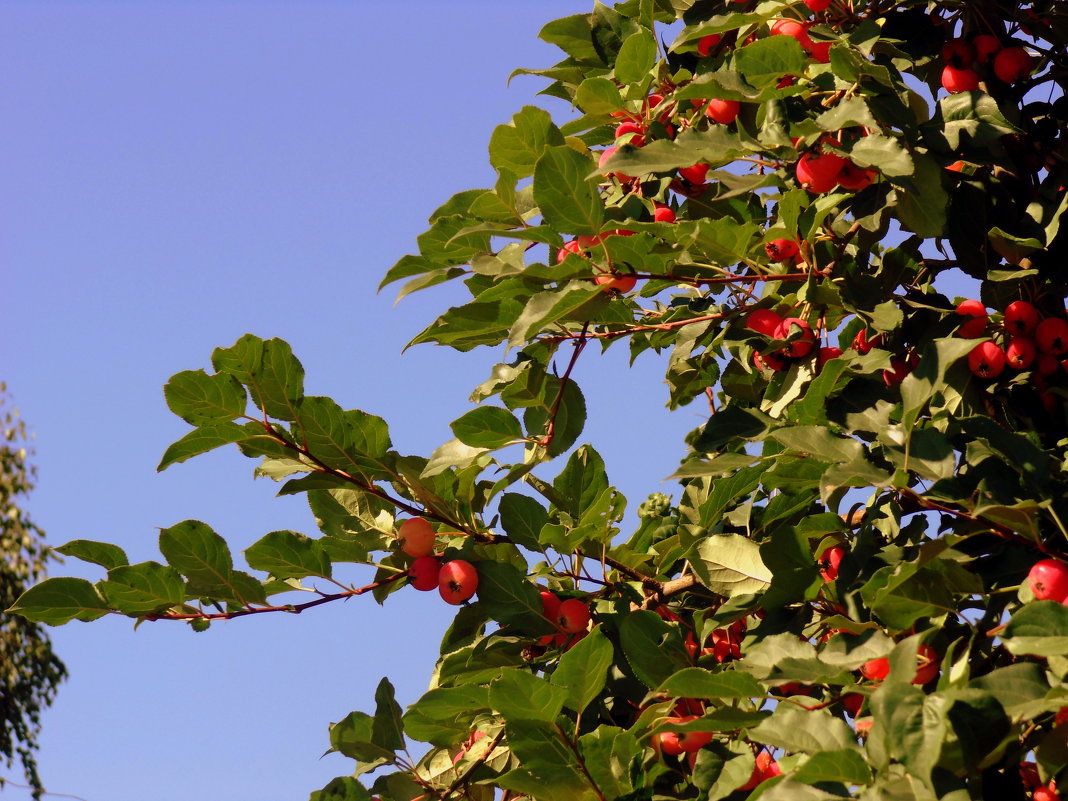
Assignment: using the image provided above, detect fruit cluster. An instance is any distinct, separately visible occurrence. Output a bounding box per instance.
[536,589,591,648]
[940,35,1034,94]
[398,517,479,605]
[956,300,1068,387]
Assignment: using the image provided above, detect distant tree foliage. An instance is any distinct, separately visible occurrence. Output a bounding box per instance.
[0,385,66,799]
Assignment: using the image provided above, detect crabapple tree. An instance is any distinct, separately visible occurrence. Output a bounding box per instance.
[11,0,1068,799]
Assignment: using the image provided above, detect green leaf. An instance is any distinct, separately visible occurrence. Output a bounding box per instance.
[402,686,490,746]
[54,539,128,570]
[552,444,609,520]
[157,421,280,471]
[158,520,234,591]
[575,77,623,116]
[893,154,947,238]
[309,777,373,801]
[473,561,545,629]
[297,396,393,479]
[691,534,772,597]
[988,227,1043,265]
[1004,601,1068,657]
[578,727,639,801]
[615,30,656,84]
[551,625,613,712]
[849,134,914,177]
[658,668,763,699]
[245,530,331,579]
[507,283,605,350]
[489,106,565,179]
[619,610,690,688]
[329,711,396,763]
[498,493,549,551]
[372,677,406,753]
[98,562,185,614]
[8,577,110,624]
[533,146,604,235]
[524,377,587,458]
[491,668,568,724]
[450,406,524,449]
[770,426,864,464]
[792,749,873,785]
[749,705,859,754]
[212,335,304,421]
[734,36,808,88]
[163,369,247,425]
[539,13,605,65]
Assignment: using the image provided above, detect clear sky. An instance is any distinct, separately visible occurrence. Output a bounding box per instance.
[2,3,704,799]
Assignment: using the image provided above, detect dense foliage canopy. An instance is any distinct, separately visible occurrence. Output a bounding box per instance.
[11,0,1068,799]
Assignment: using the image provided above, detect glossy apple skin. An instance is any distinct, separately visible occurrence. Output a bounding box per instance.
[941,65,979,93]
[796,151,846,192]
[705,98,740,124]
[409,556,441,591]
[776,317,816,358]
[438,559,478,605]
[967,341,1006,378]
[860,657,890,681]
[398,517,436,558]
[1036,318,1068,355]
[994,46,1033,83]
[747,309,782,336]
[555,598,591,633]
[1028,559,1068,601]
[1004,301,1039,336]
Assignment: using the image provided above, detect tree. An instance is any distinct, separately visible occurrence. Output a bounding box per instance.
[9,0,1068,798]
[0,385,67,800]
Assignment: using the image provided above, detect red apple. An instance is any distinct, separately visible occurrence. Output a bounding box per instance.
[994,46,1033,83]
[942,65,979,93]
[614,121,645,147]
[1036,318,1068,355]
[837,161,876,191]
[678,163,709,184]
[697,34,721,57]
[941,39,975,68]
[770,18,813,50]
[808,40,832,63]
[1005,336,1036,370]
[747,308,782,336]
[967,341,1006,378]
[956,299,989,337]
[1027,558,1068,601]
[705,98,740,124]
[819,544,847,581]
[753,350,788,372]
[796,151,846,193]
[972,34,1002,63]
[409,556,442,591]
[653,203,676,223]
[438,559,478,605]
[817,346,842,369]
[397,517,436,558]
[860,657,890,681]
[764,238,799,262]
[555,598,591,633]
[1004,300,1040,335]
[556,239,584,264]
[804,0,832,10]
[1034,787,1061,801]
[852,328,882,354]
[883,358,912,386]
[594,272,637,294]
[776,317,817,358]
[912,644,939,685]
[841,692,864,717]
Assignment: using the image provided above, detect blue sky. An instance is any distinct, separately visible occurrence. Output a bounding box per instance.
[3,3,703,799]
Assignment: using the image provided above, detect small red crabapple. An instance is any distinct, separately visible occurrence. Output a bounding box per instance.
[967,341,1006,379]
[764,238,799,263]
[971,34,1002,63]
[1027,558,1068,601]
[941,65,979,93]
[696,34,721,57]
[796,151,846,193]
[438,559,478,605]
[555,598,591,633]
[1036,318,1068,355]
[775,317,817,358]
[747,308,782,336]
[705,98,740,124]
[993,46,1033,84]
[397,517,436,558]
[1004,300,1039,336]
[409,556,442,592]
